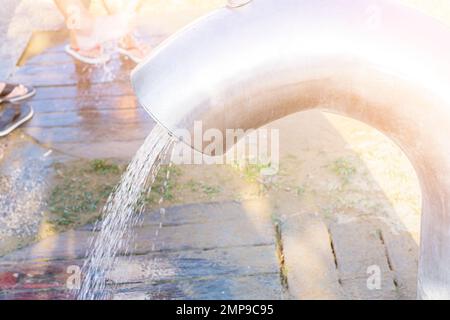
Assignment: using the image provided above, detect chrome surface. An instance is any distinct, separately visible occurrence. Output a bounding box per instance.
[227,0,253,8]
[132,0,450,299]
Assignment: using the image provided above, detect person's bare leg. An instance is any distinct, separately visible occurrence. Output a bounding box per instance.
[53,0,103,58]
[54,0,132,58]
[102,0,142,15]
[53,0,91,22]
[102,0,150,60]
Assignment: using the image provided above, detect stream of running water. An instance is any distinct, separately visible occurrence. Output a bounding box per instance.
[77,124,175,300]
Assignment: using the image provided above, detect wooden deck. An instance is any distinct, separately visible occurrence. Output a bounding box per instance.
[8,32,166,160]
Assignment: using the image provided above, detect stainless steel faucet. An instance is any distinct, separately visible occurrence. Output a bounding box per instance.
[132,0,450,299]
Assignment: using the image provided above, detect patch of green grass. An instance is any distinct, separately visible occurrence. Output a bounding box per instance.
[185,179,200,192]
[234,161,273,182]
[322,207,334,219]
[48,184,101,227]
[329,158,357,184]
[89,159,120,174]
[271,212,283,226]
[180,178,222,199]
[296,186,306,197]
[48,160,123,230]
[201,184,222,198]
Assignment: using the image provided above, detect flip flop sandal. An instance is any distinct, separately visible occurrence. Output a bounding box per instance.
[117,46,146,64]
[65,45,111,65]
[0,83,36,103]
[0,103,34,137]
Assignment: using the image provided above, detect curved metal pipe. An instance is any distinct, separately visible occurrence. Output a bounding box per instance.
[132,0,450,299]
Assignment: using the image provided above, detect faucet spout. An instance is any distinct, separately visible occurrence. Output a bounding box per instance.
[131,0,450,300]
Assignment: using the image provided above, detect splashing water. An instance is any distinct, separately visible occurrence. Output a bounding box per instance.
[78,124,175,300]
[98,41,118,83]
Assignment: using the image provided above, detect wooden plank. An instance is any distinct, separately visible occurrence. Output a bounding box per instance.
[28,95,138,113]
[16,63,77,75]
[24,51,74,66]
[26,109,150,128]
[30,82,134,100]
[12,67,132,87]
[12,42,134,87]
[24,124,152,144]
[52,140,146,160]
[16,59,133,75]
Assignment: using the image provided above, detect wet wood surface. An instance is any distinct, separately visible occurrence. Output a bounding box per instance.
[8,35,157,160]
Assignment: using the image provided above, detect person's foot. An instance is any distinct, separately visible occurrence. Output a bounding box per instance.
[66,30,111,65]
[71,45,104,57]
[117,34,151,63]
[0,83,36,103]
[65,13,135,64]
[0,103,34,137]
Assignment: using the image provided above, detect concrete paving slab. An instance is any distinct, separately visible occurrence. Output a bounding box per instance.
[1,230,93,262]
[130,220,274,253]
[0,201,283,300]
[329,220,398,299]
[82,201,272,230]
[112,274,283,300]
[380,227,418,299]
[281,213,344,300]
[108,245,280,285]
[2,201,276,262]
